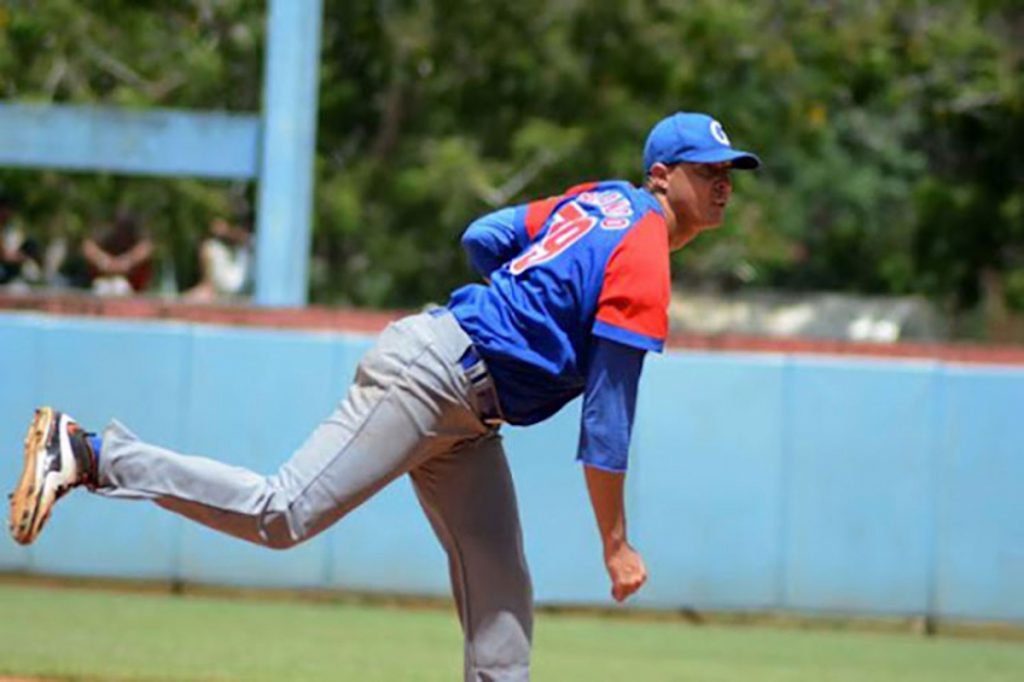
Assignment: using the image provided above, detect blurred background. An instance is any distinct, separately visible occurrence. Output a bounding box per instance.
[0,0,1021,342]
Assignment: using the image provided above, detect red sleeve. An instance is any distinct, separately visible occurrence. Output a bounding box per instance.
[523,182,601,240]
[594,211,670,352]
[523,197,562,240]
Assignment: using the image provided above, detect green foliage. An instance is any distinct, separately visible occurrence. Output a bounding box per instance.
[0,0,1020,319]
[0,0,264,290]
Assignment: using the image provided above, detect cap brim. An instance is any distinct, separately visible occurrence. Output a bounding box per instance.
[686,148,762,170]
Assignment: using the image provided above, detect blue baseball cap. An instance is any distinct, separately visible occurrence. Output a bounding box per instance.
[643,112,761,173]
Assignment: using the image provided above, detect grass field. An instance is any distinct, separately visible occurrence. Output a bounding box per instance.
[0,584,1022,681]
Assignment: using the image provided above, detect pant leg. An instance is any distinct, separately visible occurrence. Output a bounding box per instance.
[410,433,533,682]
[94,313,489,549]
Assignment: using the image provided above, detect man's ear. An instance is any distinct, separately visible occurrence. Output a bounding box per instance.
[646,162,671,194]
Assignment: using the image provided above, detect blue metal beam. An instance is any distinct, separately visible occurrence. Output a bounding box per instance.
[253,0,324,307]
[0,0,325,307]
[0,103,260,179]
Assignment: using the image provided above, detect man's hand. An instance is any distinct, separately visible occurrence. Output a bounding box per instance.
[583,465,649,603]
[605,541,647,602]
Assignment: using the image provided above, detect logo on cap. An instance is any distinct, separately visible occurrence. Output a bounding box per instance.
[710,120,730,146]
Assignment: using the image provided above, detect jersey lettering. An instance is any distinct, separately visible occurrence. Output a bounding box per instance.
[577,189,634,230]
[510,201,597,275]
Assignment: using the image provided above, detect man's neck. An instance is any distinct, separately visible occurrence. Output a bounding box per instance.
[651,192,677,242]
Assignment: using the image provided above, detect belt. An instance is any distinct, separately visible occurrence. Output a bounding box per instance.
[428,307,504,427]
[458,345,504,427]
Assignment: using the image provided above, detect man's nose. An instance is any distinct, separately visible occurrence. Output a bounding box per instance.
[713,177,732,199]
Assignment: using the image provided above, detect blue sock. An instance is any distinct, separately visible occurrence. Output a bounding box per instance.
[87,434,103,468]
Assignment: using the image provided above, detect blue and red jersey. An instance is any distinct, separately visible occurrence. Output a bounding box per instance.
[447,180,670,472]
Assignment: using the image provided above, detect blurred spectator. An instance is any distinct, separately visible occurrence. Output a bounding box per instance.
[40,232,70,289]
[183,217,252,303]
[0,194,43,291]
[82,211,154,296]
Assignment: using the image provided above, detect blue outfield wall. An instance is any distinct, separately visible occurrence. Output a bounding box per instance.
[0,312,1022,623]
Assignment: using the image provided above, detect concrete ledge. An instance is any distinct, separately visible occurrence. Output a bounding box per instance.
[2,290,1022,365]
[0,291,402,335]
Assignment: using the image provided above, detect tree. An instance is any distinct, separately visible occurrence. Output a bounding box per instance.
[0,0,1020,338]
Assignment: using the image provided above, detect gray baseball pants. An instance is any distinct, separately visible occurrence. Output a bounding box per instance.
[93,310,533,681]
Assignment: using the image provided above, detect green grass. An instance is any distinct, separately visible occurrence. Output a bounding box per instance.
[0,584,1022,681]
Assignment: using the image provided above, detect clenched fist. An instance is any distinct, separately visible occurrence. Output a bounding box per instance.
[604,542,647,602]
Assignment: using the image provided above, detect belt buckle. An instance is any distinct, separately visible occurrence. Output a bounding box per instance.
[460,347,504,426]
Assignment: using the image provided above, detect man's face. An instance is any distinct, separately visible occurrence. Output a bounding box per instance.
[650,161,733,249]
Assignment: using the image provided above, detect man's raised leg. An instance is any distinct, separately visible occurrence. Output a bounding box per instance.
[10,313,489,549]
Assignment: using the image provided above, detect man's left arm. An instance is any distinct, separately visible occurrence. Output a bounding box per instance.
[584,465,648,602]
[460,206,528,278]
[578,338,648,602]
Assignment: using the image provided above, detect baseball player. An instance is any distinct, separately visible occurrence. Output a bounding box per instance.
[8,112,759,681]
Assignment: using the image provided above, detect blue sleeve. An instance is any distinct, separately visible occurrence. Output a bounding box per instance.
[460,206,529,277]
[576,337,647,473]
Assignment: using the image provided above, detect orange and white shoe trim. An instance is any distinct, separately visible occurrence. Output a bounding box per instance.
[8,407,93,545]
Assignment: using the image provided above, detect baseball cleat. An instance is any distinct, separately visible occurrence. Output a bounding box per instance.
[8,407,97,545]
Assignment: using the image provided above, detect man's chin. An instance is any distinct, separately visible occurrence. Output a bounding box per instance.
[706,205,728,228]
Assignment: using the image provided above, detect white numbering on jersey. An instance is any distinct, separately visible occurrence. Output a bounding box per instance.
[509,202,597,275]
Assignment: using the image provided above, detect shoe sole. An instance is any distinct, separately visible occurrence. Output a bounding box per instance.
[8,407,55,545]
